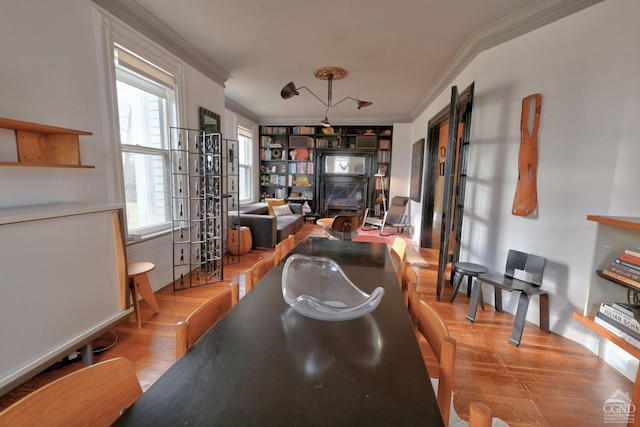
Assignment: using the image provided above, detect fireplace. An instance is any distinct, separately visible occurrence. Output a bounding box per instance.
[320,175,369,217]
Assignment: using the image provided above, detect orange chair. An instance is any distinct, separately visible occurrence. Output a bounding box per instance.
[176,283,238,359]
[245,254,276,293]
[0,357,141,426]
[274,234,296,265]
[390,237,407,283]
[414,300,457,426]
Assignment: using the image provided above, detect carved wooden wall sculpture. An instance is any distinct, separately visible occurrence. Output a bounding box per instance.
[512,93,542,216]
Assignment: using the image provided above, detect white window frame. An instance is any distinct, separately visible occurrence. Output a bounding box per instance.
[237,124,253,204]
[95,11,186,240]
[115,50,174,236]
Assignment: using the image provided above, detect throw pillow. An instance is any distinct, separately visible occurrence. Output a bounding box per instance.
[265,198,286,216]
[272,204,293,216]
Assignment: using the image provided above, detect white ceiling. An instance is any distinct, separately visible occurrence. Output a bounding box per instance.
[103,0,600,125]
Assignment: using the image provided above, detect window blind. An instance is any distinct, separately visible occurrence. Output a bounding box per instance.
[114,44,175,89]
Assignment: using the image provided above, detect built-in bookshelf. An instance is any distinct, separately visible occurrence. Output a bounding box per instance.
[259,125,392,215]
[573,215,640,426]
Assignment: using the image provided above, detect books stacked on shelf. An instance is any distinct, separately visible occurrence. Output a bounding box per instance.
[314,138,331,148]
[600,249,640,289]
[269,175,286,186]
[288,161,313,174]
[291,126,316,135]
[260,136,283,147]
[377,151,390,163]
[262,126,287,135]
[595,302,640,348]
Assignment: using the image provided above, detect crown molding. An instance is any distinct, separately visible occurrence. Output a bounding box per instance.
[225,98,260,124]
[411,0,603,120]
[91,0,231,86]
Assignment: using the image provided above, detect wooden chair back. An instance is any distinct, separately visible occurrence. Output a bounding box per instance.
[414,300,456,426]
[229,282,240,307]
[274,234,296,265]
[0,357,141,427]
[326,215,360,240]
[390,237,407,280]
[176,285,236,359]
[245,254,275,293]
[469,401,493,427]
[391,236,407,263]
[400,261,417,307]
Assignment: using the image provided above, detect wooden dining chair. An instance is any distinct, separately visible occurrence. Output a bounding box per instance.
[0,357,142,427]
[414,300,457,426]
[400,260,417,308]
[390,236,407,282]
[229,281,240,307]
[469,401,493,427]
[274,234,296,265]
[245,254,276,293]
[176,283,238,359]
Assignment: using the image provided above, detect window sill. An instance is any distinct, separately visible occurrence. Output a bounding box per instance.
[126,228,172,246]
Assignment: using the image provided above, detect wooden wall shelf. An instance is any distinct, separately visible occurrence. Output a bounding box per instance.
[0,117,95,168]
[587,215,640,231]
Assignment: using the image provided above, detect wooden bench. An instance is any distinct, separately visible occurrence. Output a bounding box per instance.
[466,249,549,346]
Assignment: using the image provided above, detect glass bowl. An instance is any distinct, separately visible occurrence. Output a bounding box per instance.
[281,254,385,321]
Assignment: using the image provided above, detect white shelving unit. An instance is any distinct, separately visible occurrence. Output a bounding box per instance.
[573,215,640,427]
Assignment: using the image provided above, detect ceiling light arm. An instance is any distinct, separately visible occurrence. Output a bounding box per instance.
[280,67,372,124]
[292,85,329,108]
[331,96,357,108]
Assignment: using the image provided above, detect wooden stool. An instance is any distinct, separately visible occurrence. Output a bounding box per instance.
[128,262,160,329]
[450,262,488,306]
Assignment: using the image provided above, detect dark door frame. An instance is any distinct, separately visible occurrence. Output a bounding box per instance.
[418,84,474,300]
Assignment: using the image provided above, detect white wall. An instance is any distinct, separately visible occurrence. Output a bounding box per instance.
[224,108,260,203]
[0,0,227,292]
[0,1,110,207]
[407,0,640,376]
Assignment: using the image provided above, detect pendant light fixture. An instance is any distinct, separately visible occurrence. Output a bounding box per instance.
[280,67,372,127]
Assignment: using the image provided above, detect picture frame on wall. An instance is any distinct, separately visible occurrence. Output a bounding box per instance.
[199,107,221,134]
[410,139,425,202]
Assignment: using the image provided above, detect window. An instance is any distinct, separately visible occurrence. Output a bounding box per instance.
[238,125,253,203]
[114,44,177,236]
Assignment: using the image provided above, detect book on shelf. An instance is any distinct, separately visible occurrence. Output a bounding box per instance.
[593,314,640,348]
[612,302,640,322]
[625,249,640,258]
[614,258,640,274]
[596,311,640,343]
[620,251,640,266]
[599,303,640,336]
[610,265,640,281]
[600,268,640,288]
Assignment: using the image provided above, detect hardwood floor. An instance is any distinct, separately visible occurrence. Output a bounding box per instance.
[0,224,633,426]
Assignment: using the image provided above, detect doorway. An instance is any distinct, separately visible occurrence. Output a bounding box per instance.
[419,84,474,300]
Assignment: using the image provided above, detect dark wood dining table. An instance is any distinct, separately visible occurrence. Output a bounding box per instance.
[114,239,444,426]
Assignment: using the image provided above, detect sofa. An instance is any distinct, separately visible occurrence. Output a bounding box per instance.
[229,202,305,249]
